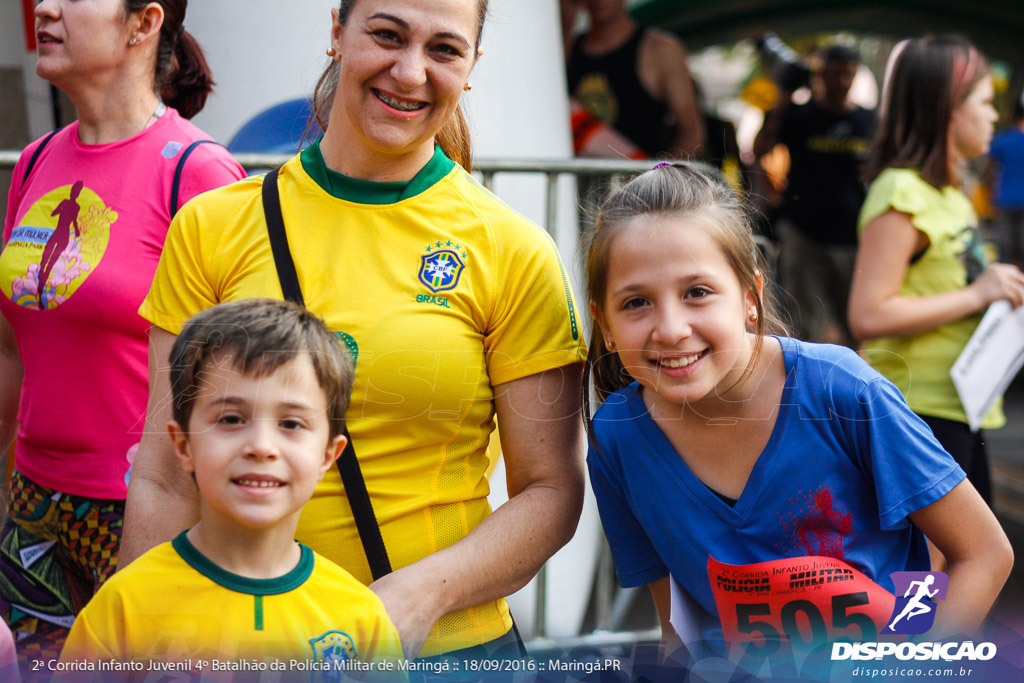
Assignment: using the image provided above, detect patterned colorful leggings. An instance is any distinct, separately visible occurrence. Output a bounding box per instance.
[0,470,123,670]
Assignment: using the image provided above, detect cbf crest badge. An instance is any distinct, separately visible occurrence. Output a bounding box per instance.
[419,247,465,293]
[309,630,357,681]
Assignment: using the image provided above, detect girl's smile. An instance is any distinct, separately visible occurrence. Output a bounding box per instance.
[651,349,708,373]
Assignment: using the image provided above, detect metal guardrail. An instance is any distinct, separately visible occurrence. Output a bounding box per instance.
[2,152,659,248]
[0,150,661,173]
[225,154,658,176]
[0,151,24,168]
[1,152,690,236]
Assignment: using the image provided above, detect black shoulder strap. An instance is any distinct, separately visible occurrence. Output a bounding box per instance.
[261,167,305,306]
[170,140,224,219]
[22,127,65,187]
[261,165,393,581]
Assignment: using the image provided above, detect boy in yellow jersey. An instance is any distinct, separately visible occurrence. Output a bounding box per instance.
[60,299,402,677]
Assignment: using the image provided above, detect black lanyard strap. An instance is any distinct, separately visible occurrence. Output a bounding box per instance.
[261,165,393,581]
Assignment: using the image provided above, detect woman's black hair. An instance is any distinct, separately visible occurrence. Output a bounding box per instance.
[124,0,214,119]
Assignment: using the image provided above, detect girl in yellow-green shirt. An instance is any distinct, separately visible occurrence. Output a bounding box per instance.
[849,36,1024,505]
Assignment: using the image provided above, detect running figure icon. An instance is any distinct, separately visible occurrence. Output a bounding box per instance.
[38,180,84,308]
[889,574,939,631]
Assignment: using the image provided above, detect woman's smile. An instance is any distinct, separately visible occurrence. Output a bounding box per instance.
[373,87,429,113]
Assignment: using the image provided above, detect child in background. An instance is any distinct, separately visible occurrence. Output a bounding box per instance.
[60,299,401,669]
[582,163,1012,658]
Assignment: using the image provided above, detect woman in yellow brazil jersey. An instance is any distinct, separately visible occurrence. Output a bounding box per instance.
[119,0,587,662]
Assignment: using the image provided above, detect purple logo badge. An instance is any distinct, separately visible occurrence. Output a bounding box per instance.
[883,571,949,635]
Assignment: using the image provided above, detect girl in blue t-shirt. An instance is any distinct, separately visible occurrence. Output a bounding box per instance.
[582,162,1012,659]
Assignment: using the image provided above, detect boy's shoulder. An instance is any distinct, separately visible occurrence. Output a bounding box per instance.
[110,540,183,581]
[107,540,390,623]
[83,541,183,609]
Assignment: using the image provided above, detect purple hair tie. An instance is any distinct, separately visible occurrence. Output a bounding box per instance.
[653,161,673,170]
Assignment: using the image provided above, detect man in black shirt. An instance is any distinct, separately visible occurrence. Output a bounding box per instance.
[755,45,876,346]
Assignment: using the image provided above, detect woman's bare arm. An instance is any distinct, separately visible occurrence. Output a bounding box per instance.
[848,209,1024,341]
[118,326,199,568]
[368,363,585,657]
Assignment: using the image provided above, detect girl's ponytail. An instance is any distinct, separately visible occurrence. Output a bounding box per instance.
[586,333,632,404]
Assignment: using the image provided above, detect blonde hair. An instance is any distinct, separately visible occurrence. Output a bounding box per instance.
[582,163,786,429]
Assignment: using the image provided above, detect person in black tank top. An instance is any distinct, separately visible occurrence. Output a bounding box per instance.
[565,0,704,158]
[567,29,673,157]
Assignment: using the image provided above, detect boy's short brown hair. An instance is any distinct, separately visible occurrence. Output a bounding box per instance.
[169,299,354,439]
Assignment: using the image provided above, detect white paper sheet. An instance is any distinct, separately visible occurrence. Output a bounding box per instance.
[951,300,1024,432]
[669,575,703,650]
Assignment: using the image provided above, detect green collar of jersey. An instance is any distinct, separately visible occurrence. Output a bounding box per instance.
[172,530,314,595]
[300,137,454,204]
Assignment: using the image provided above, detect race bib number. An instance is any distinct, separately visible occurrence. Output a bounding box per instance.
[708,555,895,656]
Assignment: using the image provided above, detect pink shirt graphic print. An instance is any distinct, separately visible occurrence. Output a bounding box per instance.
[0,111,244,498]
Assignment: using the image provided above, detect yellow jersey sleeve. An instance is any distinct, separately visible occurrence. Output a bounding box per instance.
[61,586,124,662]
[458,178,587,385]
[140,178,265,333]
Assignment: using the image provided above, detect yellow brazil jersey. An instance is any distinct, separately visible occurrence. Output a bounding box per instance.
[858,168,1003,428]
[60,533,402,670]
[140,142,587,655]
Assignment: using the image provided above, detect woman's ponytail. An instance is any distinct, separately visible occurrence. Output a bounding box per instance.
[125,0,214,119]
[160,29,214,119]
[435,105,473,171]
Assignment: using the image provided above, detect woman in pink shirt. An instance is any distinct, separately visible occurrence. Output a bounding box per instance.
[0,0,244,670]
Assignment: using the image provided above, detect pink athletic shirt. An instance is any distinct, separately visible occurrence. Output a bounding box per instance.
[0,109,246,499]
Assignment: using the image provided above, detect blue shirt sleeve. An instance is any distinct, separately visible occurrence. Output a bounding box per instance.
[587,435,668,588]
[832,351,965,530]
